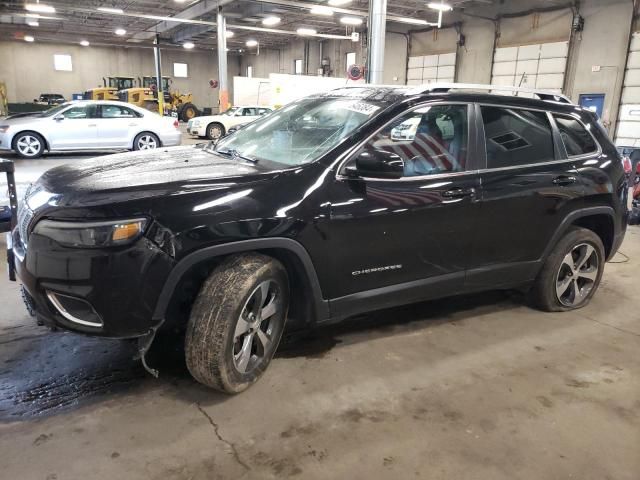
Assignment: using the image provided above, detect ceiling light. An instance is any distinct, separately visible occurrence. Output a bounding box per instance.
[25,3,55,13]
[97,7,124,14]
[328,0,352,5]
[310,5,334,15]
[115,28,127,36]
[340,16,362,25]
[262,16,281,26]
[297,27,317,35]
[24,35,35,42]
[183,42,195,49]
[27,20,39,26]
[246,39,258,47]
[393,17,429,25]
[80,40,90,46]
[225,30,234,38]
[427,2,453,11]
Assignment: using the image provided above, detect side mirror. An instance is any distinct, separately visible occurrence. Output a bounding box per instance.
[347,148,404,179]
[53,115,64,121]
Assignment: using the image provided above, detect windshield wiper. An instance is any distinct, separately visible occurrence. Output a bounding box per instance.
[215,148,258,163]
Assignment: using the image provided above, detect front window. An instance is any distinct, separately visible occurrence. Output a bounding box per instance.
[221,107,239,116]
[214,96,386,167]
[40,103,74,117]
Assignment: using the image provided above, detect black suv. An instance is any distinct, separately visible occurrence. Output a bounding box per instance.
[8,85,628,393]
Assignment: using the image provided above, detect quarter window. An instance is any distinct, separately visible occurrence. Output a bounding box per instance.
[553,114,597,156]
[357,104,468,177]
[481,106,554,169]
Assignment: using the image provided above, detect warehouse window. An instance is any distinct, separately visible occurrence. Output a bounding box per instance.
[481,106,554,168]
[173,62,188,78]
[294,59,303,75]
[553,114,598,156]
[346,52,356,71]
[247,65,253,78]
[53,54,73,72]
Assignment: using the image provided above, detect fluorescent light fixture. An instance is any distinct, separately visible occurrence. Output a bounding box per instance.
[246,39,258,47]
[297,27,317,35]
[328,0,352,5]
[97,7,124,14]
[427,2,453,11]
[115,28,127,35]
[183,42,195,49]
[225,30,234,38]
[262,15,281,26]
[340,16,362,25]
[25,3,55,13]
[80,40,90,46]
[393,17,429,25]
[27,20,39,26]
[310,5,334,15]
[24,35,35,42]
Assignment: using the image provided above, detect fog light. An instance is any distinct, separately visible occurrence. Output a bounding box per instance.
[46,291,103,327]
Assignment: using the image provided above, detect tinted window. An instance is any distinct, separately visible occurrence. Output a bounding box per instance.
[554,115,597,156]
[481,106,554,168]
[355,104,468,177]
[101,105,139,118]
[242,108,257,116]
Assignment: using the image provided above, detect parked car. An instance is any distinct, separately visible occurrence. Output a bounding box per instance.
[34,93,66,105]
[187,105,273,140]
[0,101,181,158]
[9,84,627,394]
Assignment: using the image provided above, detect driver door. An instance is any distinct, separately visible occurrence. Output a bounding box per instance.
[327,103,481,317]
[48,104,99,150]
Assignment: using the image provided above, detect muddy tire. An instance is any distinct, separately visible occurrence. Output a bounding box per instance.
[185,253,289,393]
[529,227,605,312]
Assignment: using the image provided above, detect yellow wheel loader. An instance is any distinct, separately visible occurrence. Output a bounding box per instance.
[84,77,136,101]
[142,76,200,121]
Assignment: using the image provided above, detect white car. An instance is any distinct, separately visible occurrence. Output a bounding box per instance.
[187,106,273,140]
[0,101,182,159]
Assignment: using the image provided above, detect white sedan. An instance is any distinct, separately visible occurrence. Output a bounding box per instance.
[187,105,273,140]
[0,100,182,158]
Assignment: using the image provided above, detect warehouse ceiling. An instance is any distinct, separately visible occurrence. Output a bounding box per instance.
[0,0,578,51]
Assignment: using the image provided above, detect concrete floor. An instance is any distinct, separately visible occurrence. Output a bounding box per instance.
[0,143,639,479]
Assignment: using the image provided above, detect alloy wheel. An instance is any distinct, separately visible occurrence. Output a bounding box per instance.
[555,243,600,307]
[137,135,158,150]
[16,135,42,156]
[208,125,223,139]
[233,280,281,374]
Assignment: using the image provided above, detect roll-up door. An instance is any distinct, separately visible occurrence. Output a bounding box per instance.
[615,33,640,148]
[406,52,456,86]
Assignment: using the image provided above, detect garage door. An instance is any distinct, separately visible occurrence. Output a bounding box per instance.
[406,52,456,86]
[615,33,640,148]
[491,41,568,94]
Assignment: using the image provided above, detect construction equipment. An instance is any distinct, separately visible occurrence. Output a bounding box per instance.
[117,87,158,111]
[84,76,136,101]
[142,76,200,121]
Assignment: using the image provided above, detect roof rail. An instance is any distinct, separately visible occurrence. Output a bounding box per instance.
[414,82,573,104]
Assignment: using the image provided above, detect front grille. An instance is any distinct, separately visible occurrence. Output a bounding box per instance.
[17,203,34,248]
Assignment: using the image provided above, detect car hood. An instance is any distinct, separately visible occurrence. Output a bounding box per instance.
[3,114,46,124]
[34,146,270,207]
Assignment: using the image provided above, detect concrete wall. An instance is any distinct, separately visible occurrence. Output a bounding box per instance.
[0,41,241,111]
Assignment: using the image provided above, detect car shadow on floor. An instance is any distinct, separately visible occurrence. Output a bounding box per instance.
[0,290,524,421]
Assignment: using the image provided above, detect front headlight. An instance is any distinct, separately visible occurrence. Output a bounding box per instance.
[33,218,148,248]
[192,120,201,127]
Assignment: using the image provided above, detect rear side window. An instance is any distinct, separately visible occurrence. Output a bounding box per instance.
[553,114,598,156]
[481,106,554,169]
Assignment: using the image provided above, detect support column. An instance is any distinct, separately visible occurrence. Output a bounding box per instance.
[153,34,164,116]
[217,9,230,112]
[366,0,387,84]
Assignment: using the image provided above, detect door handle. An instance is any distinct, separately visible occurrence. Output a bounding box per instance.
[88,124,97,127]
[442,187,476,199]
[128,123,139,127]
[552,175,577,186]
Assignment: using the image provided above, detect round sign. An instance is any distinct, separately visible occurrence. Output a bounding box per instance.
[347,64,364,81]
[209,79,219,89]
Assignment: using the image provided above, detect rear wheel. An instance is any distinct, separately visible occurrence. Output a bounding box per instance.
[185,253,289,394]
[13,132,45,158]
[178,103,198,122]
[133,132,160,151]
[529,227,605,311]
[206,122,225,140]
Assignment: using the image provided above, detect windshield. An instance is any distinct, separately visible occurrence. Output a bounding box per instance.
[214,97,384,167]
[221,107,239,116]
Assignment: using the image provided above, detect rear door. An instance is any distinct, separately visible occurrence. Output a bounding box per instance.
[97,104,142,148]
[468,104,584,288]
[47,104,99,150]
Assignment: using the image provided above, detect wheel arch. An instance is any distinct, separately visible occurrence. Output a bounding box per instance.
[542,207,618,263]
[11,129,50,152]
[131,130,162,149]
[153,238,330,329]
[207,121,226,135]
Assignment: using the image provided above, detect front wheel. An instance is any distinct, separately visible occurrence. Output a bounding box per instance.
[133,132,160,151]
[206,122,225,140]
[13,132,45,158]
[185,253,289,394]
[529,227,605,311]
